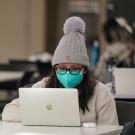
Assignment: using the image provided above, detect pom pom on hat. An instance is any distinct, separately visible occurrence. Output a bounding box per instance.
[63,16,85,35]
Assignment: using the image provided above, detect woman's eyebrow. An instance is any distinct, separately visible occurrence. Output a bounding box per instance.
[70,65,82,67]
[56,65,67,67]
[70,66,82,68]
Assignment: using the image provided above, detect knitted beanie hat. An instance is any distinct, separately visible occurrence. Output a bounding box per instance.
[52,16,89,67]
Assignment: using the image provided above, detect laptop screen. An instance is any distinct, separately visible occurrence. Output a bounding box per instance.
[113,68,135,98]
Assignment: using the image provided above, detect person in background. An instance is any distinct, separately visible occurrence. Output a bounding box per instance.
[94,17,135,82]
[2,16,118,125]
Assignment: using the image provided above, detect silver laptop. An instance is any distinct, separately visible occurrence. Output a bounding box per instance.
[113,68,135,98]
[19,88,80,126]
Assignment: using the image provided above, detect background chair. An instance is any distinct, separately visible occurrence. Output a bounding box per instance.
[0,63,37,114]
[9,59,52,80]
[116,101,135,125]
[36,61,52,78]
[0,63,37,90]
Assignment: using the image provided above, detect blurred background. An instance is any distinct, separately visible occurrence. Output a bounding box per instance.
[0,0,135,121]
[0,0,135,62]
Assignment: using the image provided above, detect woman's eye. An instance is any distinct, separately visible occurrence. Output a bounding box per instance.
[69,68,81,75]
[56,68,66,73]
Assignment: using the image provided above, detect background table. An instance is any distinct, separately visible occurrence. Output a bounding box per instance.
[0,71,23,82]
[0,121,123,135]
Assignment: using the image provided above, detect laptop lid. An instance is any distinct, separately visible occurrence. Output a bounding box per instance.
[19,88,80,126]
[113,68,135,98]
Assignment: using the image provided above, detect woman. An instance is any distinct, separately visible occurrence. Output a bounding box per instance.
[95,17,135,82]
[2,16,118,125]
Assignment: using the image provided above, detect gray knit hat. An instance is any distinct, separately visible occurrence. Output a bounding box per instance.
[52,16,89,67]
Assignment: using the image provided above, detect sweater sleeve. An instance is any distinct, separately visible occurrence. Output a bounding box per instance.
[2,78,47,122]
[2,98,21,122]
[95,82,119,125]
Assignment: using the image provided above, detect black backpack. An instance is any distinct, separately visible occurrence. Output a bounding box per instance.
[121,121,135,135]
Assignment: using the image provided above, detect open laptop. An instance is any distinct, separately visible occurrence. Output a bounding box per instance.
[113,68,135,98]
[19,88,80,126]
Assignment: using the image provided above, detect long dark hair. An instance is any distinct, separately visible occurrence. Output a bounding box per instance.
[45,67,97,114]
[103,17,135,44]
[103,18,121,44]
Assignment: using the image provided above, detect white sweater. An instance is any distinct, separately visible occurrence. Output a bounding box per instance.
[2,78,119,125]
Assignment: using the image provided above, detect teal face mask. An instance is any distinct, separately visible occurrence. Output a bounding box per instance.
[56,71,83,88]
